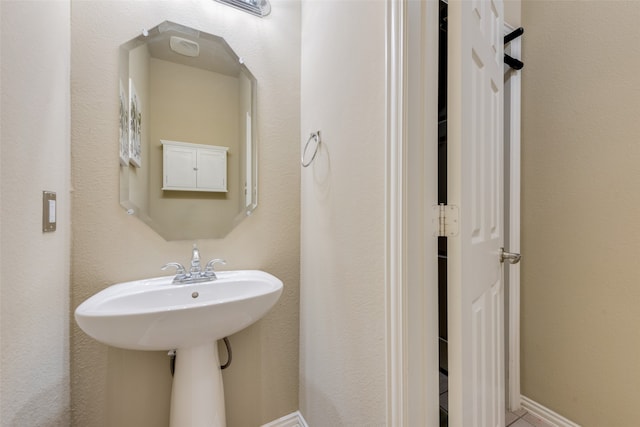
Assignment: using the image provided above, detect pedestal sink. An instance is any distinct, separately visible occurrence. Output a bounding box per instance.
[75,270,283,427]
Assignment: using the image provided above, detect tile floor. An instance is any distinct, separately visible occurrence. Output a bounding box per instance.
[506,408,554,427]
[439,372,554,427]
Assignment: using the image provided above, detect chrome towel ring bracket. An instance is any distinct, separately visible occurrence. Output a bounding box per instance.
[301,131,321,167]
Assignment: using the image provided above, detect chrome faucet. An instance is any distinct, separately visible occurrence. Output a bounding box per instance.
[162,244,226,284]
[190,244,201,275]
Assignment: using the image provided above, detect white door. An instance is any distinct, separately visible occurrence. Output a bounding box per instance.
[447,0,505,426]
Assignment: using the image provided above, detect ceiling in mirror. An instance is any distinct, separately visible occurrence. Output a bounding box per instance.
[146,22,242,77]
[119,21,258,241]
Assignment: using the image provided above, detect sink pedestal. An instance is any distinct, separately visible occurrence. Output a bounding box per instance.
[170,341,226,427]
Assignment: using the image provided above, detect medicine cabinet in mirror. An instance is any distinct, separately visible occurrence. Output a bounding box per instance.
[119,21,258,241]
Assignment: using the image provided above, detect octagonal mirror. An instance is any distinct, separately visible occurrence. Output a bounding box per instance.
[119,21,257,241]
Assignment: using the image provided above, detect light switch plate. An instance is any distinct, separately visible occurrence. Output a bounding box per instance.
[43,191,56,232]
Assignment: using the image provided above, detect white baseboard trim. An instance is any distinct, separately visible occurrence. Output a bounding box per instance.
[261,400,579,427]
[521,395,581,427]
[261,410,309,427]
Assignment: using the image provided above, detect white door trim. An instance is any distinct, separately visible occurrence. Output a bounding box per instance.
[505,22,522,412]
[385,0,407,424]
[385,0,440,426]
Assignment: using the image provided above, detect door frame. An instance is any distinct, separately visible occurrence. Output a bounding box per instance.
[385,0,439,425]
[504,22,522,412]
[385,2,522,424]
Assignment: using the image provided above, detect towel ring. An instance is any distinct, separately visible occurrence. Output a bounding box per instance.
[301,131,321,168]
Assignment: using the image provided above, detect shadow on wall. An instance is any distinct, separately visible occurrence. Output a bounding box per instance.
[300,380,388,427]
[8,381,70,427]
[299,381,344,426]
[307,138,331,201]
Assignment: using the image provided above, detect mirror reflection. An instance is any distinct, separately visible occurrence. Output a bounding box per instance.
[119,21,257,241]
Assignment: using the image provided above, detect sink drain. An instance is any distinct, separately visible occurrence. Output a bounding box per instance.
[191,292,199,299]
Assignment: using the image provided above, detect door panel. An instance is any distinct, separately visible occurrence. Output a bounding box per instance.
[197,150,226,191]
[447,0,504,426]
[164,146,197,188]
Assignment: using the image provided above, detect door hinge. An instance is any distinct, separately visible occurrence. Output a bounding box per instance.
[433,204,459,237]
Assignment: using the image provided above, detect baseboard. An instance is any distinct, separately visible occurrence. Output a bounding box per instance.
[261,410,309,427]
[261,400,578,427]
[521,395,581,427]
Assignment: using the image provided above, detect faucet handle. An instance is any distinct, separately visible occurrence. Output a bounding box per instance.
[204,259,227,277]
[191,244,200,261]
[190,244,202,273]
[162,262,187,277]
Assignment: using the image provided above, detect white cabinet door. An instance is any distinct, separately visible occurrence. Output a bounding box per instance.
[164,145,197,189]
[197,149,227,192]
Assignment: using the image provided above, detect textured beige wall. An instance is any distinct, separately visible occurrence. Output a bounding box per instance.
[505,0,521,27]
[299,0,387,425]
[70,1,300,426]
[521,2,640,425]
[1,0,71,424]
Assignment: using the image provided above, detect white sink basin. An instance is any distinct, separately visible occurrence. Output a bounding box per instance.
[75,270,283,351]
